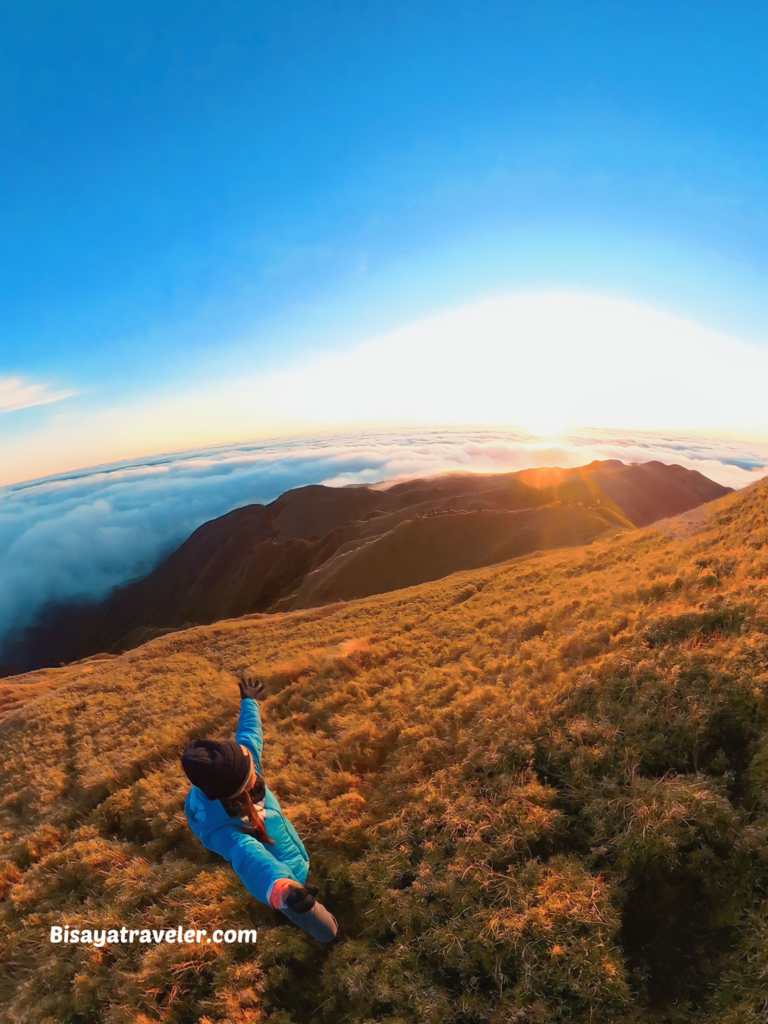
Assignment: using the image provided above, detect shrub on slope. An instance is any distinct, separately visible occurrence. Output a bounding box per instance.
[1,481,767,1023]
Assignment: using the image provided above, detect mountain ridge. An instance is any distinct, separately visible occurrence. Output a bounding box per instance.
[1,459,731,675]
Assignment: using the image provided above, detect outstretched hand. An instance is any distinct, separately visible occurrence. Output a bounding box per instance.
[238,674,264,701]
[284,884,319,915]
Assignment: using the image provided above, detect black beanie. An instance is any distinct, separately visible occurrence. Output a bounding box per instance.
[180,739,251,800]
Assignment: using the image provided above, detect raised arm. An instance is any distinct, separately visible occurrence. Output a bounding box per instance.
[235,676,264,772]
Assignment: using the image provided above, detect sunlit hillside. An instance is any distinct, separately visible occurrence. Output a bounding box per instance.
[2,458,728,677]
[1,480,768,1023]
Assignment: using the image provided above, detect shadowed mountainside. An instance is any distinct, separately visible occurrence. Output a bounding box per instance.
[1,477,767,1023]
[2,460,730,675]
[283,504,628,609]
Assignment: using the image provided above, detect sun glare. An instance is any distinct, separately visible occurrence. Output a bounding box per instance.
[523,413,569,439]
[5,292,767,485]
[258,292,768,437]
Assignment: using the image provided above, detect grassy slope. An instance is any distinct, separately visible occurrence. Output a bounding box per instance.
[1,481,767,1024]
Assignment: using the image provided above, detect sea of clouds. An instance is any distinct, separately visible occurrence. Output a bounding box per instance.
[2,428,767,659]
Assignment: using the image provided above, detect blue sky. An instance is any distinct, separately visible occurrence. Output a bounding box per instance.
[2,1,768,479]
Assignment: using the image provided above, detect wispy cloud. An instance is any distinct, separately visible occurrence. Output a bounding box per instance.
[0,376,74,414]
[1,428,766,659]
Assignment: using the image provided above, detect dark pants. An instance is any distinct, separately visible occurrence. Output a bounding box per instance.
[281,900,338,943]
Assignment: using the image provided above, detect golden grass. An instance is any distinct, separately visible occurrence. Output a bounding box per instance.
[1,480,768,1023]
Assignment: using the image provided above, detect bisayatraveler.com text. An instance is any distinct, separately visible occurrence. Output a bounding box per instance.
[50,925,257,946]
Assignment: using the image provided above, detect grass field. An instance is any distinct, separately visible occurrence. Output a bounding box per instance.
[1,479,767,1023]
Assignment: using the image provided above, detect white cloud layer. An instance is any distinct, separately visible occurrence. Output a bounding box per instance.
[1,427,766,658]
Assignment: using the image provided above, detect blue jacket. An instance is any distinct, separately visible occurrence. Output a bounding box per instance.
[184,699,309,905]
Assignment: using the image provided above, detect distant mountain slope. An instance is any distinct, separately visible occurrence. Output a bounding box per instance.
[2,460,730,674]
[285,504,629,609]
[515,459,728,526]
[1,477,767,1023]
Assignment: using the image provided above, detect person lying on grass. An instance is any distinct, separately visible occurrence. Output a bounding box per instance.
[180,675,338,944]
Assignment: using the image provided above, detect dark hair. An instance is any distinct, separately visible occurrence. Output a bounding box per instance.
[222,777,271,844]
